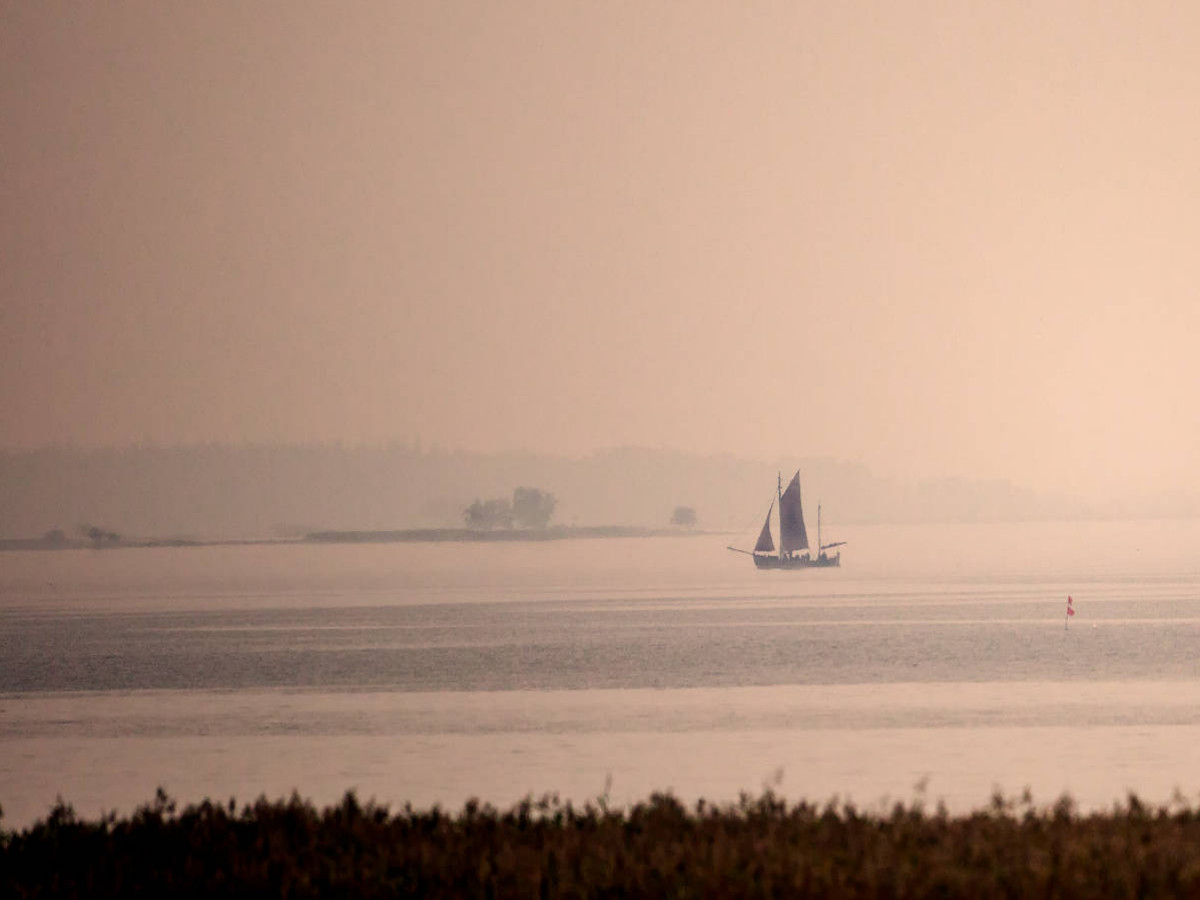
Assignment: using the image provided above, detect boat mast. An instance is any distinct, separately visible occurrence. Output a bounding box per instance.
[778,472,784,564]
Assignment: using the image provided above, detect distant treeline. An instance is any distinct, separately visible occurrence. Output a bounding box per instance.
[0,442,1123,542]
[305,525,664,544]
[4,788,1200,898]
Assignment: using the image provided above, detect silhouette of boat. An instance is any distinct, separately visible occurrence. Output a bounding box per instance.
[727,471,844,569]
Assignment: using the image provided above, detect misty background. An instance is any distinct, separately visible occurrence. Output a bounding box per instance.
[5,3,1200,529]
[4,442,1194,542]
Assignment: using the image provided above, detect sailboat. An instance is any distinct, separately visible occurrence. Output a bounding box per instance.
[727,471,845,569]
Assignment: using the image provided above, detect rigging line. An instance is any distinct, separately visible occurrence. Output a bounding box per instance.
[731,497,774,542]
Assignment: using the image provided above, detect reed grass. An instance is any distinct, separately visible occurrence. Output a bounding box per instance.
[4,787,1200,898]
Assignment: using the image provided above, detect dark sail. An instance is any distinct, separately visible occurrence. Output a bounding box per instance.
[779,472,809,552]
[753,502,775,553]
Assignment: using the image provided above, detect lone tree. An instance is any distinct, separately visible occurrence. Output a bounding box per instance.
[464,487,557,530]
[463,498,513,530]
[670,506,697,528]
[512,487,556,529]
[78,523,121,546]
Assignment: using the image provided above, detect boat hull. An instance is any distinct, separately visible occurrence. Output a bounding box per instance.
[753,552,840,569]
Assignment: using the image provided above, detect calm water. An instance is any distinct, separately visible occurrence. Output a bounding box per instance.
[4,520,1200,828]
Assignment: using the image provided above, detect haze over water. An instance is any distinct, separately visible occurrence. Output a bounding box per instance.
[7,3,1200,506]
[4,521,1200,829]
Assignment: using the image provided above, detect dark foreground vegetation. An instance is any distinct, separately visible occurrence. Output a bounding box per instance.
[5,789,1200,898]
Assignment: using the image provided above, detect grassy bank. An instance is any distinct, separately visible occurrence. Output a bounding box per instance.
[302,525,697,543]
[0,526,706,550]
[5,789,1200,898]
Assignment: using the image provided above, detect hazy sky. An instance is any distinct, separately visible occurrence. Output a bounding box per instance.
[4,2,1199,501]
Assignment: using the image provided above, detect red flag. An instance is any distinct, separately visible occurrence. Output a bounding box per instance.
[1066,595,1075,616]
